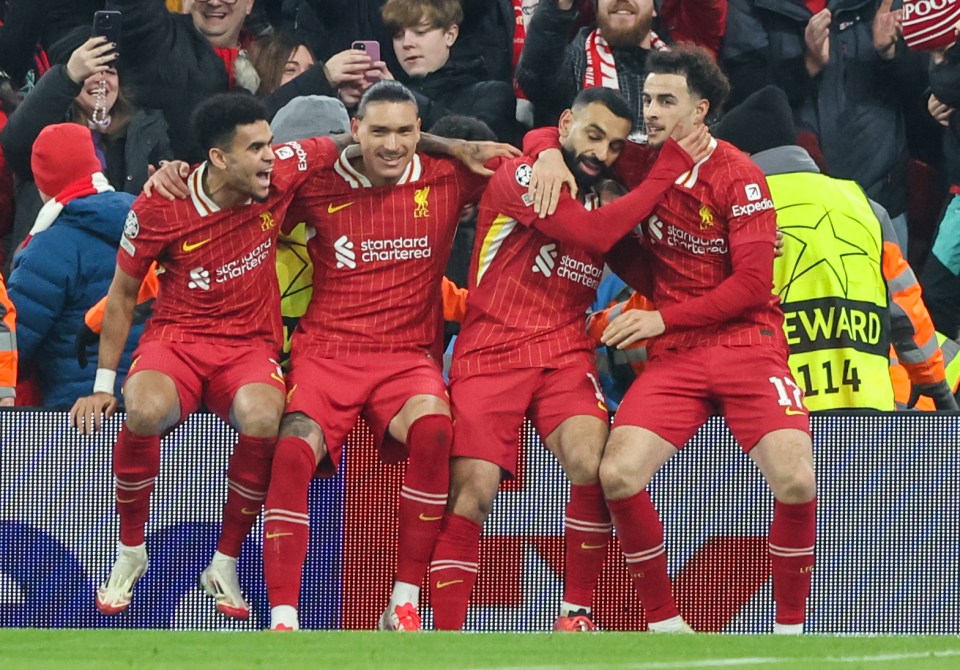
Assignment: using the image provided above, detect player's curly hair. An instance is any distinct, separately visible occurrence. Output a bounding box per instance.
[192,92,268,154]
[645,46,730,120]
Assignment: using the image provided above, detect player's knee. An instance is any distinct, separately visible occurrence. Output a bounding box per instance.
[232,394,283,438]
[773,465,816,504]
[449,485,494,525]
[598,450,640,500]
[563,445,603,485]
[124,394,177,435]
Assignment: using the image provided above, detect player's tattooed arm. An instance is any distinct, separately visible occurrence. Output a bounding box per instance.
[417,133,521,176]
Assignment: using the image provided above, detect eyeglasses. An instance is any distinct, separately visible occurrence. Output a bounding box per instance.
[194,0,240,5]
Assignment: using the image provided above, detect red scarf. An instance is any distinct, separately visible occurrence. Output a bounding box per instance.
[583,28,668,90]
[212,31,252,89]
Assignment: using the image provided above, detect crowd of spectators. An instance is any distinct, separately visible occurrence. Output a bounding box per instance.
[0,0,958,411]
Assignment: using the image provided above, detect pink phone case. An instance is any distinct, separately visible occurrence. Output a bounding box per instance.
[352,40,380,63]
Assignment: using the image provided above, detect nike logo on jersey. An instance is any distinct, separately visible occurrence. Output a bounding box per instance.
[116,497,137,504]
[418,514,443,522]
[182,238,212,253]
[785,407,806,416]
[241,507,260,516]
[580,543,607,550]
[270,372,285,385]
[435,579,464,590]
[266,532,294,540]
[327,202,354,214]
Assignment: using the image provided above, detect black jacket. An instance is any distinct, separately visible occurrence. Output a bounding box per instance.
[404,59,520,145]
[721,0,928,218]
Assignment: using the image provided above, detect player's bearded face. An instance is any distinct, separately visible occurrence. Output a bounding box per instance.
[352,101,421,187]
[222,120,275,202]
[559,102,632,188]
[597,0,654,48]
[642,72,707,148]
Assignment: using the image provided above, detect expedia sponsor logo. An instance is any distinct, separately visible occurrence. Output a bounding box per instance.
[782,298,888,357]
[215,239,272,283]
[361,236,432,262]
[903,0,956,21]
[277,141,308,171]
[731,198,774,218]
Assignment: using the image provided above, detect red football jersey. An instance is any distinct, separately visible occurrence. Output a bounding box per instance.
[118,137,338,348]
[640,138,785,351]
[289,148,488,357]
[452,156,605,376]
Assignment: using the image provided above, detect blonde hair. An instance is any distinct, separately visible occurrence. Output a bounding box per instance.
[381,0,463,33]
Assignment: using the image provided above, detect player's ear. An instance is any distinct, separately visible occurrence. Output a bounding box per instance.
[351,117,361,144]
[208,147,228,170]
[694,97,710,125]
[558,108,574,141]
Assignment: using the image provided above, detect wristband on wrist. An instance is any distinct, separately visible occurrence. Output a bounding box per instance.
[93,368,117,394]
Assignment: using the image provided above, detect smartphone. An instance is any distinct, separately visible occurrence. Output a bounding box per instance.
[93,10,122,55]
[352,40,381,64]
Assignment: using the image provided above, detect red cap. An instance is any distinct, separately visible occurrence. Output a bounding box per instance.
[31,123,101,198]
[903,0,960,51]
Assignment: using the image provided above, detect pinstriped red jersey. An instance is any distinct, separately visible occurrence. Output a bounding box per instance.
[117,137,338,348]
[288,148,488,357]
[452,156,604,377]
[642,139,785,351]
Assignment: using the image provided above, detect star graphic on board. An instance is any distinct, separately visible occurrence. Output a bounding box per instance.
[776,202,874,301]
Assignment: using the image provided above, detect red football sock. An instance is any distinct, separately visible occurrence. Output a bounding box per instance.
[396,414,452,585]
[562,482,612,608]
[263,436,315,609]
[769,498,817,625]
[218,434,276,557]
[113,426,161,547]
[607,489,679,624]
[429,513,482,630]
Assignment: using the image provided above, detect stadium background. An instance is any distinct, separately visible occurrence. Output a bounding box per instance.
[1,411,957,633]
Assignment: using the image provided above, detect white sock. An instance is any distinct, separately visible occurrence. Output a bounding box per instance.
[271,605,299,630]
[560,601,591,617]
[773,622,803,635]
[390,581,420,608]
[211,550,238,565]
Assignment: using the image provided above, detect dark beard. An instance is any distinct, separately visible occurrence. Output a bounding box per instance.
[562,148,607,190]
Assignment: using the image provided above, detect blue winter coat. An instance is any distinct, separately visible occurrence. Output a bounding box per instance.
[7,191,144,408]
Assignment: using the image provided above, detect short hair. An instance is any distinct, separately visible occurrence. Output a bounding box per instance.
[645,45,731,120]
[192,93,269,155]
[571,87,634,125]
[355,80,419,120]
[428,114,496,142]
[381,0,463,32]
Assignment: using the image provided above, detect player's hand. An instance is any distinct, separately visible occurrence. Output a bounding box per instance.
[601,309,665,349]
[455,140,521,177]
[774,227,785,257]
[65,36,117,84]
[908,381,960,411]
[928,94,954,127]
[144,160,191,200]
[69,393,119,435]
[675,124,711,163]
[530,148,576,218]
[0,396,14,407]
